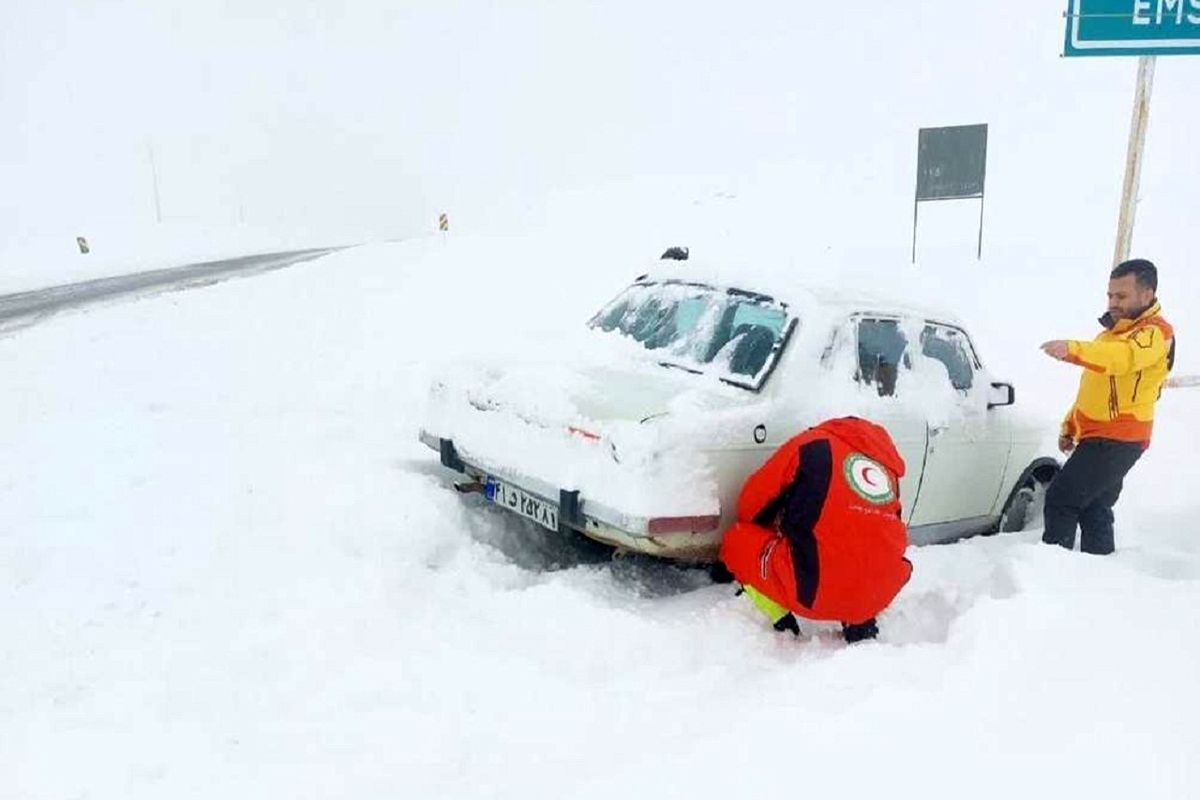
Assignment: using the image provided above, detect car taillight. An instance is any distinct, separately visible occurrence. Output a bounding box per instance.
[647,515,721,534]
[567,426,600,441]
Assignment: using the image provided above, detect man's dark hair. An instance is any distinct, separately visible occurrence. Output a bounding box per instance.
[1111,258,1157,291]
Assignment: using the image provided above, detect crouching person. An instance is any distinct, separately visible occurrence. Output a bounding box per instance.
[720,416,913,643]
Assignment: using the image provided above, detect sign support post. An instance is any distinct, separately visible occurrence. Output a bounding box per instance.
[977,189,986,259]
[1113,54,1155,267]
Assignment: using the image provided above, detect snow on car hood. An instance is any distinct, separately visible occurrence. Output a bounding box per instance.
[420,335,750,517]
[466,362,740,427]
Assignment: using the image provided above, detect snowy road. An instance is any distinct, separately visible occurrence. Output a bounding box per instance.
[0,247,339,331]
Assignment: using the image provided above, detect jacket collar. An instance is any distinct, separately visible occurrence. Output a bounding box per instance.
[1101,299,1161,332]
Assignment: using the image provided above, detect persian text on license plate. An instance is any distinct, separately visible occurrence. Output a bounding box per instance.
[485,478,559,533]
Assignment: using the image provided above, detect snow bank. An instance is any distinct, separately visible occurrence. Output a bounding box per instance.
[3,240,1198,798]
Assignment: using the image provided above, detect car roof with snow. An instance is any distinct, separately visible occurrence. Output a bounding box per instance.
[632,257,969,329]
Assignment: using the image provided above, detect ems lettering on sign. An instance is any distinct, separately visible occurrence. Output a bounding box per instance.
[1065,0,1200,56]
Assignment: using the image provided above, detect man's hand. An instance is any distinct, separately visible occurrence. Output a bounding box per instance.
[1041,340,1070,360]
[1058,434,1075,454]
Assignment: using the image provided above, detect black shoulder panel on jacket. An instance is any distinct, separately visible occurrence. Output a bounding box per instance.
[781,438,832,609]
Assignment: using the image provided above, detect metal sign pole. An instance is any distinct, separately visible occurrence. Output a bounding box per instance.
[977,194,985,260]
[911,196,919,263]
[1113,55,1155,268]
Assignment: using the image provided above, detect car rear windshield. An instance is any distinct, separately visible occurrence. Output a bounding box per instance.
[588,280,794,391]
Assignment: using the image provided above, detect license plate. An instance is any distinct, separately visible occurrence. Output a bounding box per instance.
[484,478,560,532]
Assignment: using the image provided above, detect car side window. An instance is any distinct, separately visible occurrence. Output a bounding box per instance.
[856,318,908,397]
[920,323,976,391]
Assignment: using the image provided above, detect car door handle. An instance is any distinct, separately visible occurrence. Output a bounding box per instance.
[929,424,949,438]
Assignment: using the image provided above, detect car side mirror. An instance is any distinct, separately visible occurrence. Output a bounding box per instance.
[988,381,1015,409]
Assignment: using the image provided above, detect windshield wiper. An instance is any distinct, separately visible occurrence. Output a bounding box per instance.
[659,360,759,392]
[657,361,702,375]
[719,376,756,390]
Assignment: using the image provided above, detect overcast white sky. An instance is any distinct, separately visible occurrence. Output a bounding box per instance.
[2,1,1197,249]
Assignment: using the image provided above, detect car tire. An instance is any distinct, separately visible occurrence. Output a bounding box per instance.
[707,560,736,584]
[997,471,1054,533]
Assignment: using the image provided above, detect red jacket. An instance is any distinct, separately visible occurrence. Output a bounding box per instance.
[719,417,912,625]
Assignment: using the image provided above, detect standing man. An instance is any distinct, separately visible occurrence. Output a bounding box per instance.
[1039,258,1174,555]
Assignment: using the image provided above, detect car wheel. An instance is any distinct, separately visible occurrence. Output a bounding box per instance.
[706,560,736,584]
[997,469,1055,533]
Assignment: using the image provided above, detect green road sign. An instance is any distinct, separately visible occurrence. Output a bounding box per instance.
[1065,0,1200,56]
[916,125,988,201]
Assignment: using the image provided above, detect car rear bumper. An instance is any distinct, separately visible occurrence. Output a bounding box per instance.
[418,429,722,558]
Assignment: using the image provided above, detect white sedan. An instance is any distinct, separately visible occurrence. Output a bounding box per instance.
[419,257,1059,560]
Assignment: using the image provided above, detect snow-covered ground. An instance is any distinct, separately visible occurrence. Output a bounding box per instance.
[5,1,1200,797]
[2,236,1198,798]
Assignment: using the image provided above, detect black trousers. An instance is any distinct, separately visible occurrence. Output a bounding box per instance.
[1042,438,1143,555]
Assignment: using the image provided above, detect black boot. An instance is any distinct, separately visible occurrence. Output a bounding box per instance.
[773,613,800,636]
[842,618,879,643]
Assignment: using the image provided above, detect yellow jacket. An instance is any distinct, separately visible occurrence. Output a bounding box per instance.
[1062,301,1174,446]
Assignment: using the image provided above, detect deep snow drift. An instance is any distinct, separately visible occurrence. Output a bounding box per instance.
[2,238,1197,798]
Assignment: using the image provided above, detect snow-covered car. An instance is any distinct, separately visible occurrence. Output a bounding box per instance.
[418,257,1060,560]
